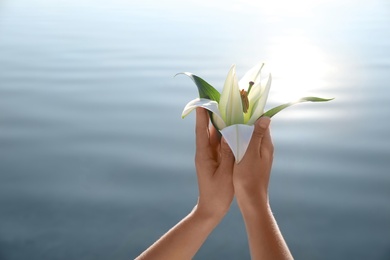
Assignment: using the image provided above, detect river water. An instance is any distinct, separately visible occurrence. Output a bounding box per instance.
[1,0,390,259]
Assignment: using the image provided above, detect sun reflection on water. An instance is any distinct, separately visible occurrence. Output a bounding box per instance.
[265,35,334,103]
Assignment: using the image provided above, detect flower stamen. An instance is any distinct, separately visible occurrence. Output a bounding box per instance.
[240,89,249,113]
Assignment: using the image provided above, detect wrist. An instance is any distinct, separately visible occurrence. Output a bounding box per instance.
[235,189,269,214]
[192,204,226,224]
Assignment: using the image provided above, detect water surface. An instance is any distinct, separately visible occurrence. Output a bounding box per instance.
[1,0,390,259]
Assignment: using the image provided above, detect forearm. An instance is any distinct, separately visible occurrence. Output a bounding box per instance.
[238,198,293,260]
[136,205,223,260]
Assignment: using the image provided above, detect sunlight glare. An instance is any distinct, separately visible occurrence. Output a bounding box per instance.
[265,35,332,103]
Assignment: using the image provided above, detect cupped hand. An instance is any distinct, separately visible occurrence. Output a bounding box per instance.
[233,117,274,208]
[194,108,235,218]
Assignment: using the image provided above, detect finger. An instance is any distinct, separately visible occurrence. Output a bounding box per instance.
[217,137,235,175]
[209,122,221,149]
[246,117,271,157]
[260,127,274,159]
[195,108,210,150]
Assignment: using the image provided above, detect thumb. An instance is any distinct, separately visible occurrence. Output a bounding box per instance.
[247,117,271,156]
[218,137,235,173]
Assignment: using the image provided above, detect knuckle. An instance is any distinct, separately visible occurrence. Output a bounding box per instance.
[269,143,275,155]
[195,150,213,164]
[269,150,274,161]
[195,152,203,163]
[253,128,265,139]
[263,147,274,161]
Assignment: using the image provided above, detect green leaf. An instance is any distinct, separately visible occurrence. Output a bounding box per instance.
[176,72,221,102]
[176,72,222,132]
[262,97,334,118]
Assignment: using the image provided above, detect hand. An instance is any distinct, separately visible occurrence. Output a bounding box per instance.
[233,117,273,209]
[135,108,236,260]
[136,114,292,260]
[135,108,235,259]
[232,118,293,260]
[194,108,235,219]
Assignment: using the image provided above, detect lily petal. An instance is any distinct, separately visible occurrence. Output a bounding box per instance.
[238,63,265,89]
[181,98,226,129]
[220,124,254,163]
[219,65,244,126]
[247,74,272,125]
[244,81,262,123]
[211,113,227,130]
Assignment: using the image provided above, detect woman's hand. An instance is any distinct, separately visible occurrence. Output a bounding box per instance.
[136,114,292,260]
[233,117,293,260]
[233,116,273,209]
[194,107,235,219]
[136,108,235,260]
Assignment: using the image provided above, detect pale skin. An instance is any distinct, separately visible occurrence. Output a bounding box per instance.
[136,108,293,260]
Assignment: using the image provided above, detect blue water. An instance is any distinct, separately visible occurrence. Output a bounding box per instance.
[1,0,390,259]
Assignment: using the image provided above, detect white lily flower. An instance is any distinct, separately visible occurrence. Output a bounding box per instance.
[179,63,332,163]
[181,63,271,162]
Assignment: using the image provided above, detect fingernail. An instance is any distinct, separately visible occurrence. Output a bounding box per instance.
[259,117,270,129]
